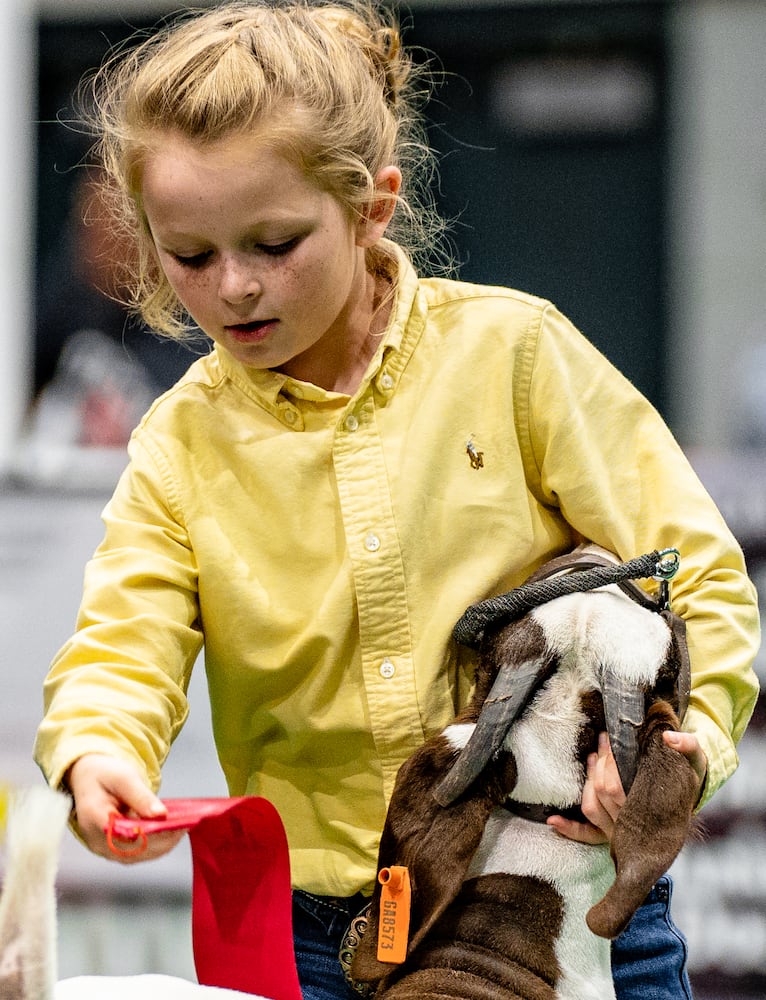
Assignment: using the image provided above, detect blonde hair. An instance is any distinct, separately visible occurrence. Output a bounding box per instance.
[81,0,448,338]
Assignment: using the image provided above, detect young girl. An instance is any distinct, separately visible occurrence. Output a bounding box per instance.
[34,2,759,998]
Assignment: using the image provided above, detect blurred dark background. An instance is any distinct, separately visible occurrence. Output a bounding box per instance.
[35,1,669,409]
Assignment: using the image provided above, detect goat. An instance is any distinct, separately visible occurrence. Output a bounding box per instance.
[351,547,700,1000]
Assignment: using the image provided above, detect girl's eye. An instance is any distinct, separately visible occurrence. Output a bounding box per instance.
[173,250,212,269]
[169,236,301,266]
[259,237,300,257]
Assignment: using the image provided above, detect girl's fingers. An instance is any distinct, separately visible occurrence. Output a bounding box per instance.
[552,748,613,844]
[581,749,617,837]
[551,730,707,845]
[663,730,707,790]
[67,754,180,864]
[546,812,608,845]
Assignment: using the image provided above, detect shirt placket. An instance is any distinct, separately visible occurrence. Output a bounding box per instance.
[333,391,425,801]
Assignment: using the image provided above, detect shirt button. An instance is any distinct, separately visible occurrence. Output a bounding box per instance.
[380,658,396,679]
[345,414,359,432]
[364,532,381,552]
[380,372,394,391]
[283,409,297,425]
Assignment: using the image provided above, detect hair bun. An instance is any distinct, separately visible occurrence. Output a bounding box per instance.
[371,25,409,107]
[313,5,410,108]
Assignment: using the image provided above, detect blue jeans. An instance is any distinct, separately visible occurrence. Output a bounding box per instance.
[292,876,693,1000]
[611,877,693,999]
[292,891,364,1000]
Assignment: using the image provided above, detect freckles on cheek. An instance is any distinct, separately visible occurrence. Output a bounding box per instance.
[285,259,321,301]
[293,254,341,311]
[168,269,213,312]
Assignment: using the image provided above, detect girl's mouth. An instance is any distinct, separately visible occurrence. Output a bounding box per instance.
[226,320,276,344]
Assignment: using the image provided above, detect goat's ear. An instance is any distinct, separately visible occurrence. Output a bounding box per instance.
[586,701,698,939]
[351,734,512,984]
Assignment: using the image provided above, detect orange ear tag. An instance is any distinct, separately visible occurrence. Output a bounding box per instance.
[376,865,412,964]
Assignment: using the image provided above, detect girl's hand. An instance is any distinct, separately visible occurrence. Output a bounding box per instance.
[546,730,707,845]
[66,753,185,863]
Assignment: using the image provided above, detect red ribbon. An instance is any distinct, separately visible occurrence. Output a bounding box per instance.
[107,798,301,1000]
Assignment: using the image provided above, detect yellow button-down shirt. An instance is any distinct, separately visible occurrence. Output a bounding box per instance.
[35,250,760,896]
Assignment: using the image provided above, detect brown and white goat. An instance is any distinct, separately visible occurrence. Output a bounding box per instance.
[351,553,699,1000]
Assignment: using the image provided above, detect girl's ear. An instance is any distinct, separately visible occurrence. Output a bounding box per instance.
[356,165,402,247]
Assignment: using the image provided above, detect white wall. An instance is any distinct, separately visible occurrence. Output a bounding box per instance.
[667,0,766,449]
[0,0,35,473]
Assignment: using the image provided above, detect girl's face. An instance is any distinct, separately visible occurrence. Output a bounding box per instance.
[141,132,398,390]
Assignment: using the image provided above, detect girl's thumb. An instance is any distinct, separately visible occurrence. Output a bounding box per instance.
[115,774,167,819]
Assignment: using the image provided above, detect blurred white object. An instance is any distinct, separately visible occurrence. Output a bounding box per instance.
[731,341,766,449]
[0,785,71,999]
[55,975,260,998]
[14,329,156,489]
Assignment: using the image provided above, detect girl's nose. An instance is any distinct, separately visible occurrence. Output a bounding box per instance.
[218,254,261,304]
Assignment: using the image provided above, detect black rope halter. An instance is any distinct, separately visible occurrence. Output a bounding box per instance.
[453,548,680,650]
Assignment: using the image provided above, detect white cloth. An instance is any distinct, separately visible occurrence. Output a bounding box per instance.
[55,974,264,999]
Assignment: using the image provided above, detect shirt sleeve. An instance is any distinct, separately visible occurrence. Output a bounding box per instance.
[519,303,761,809]
[33,432,203,793]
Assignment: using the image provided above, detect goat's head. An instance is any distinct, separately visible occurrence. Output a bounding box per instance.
[434,554,697,939]
[435,548,689,809]
[351,549,699,990]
